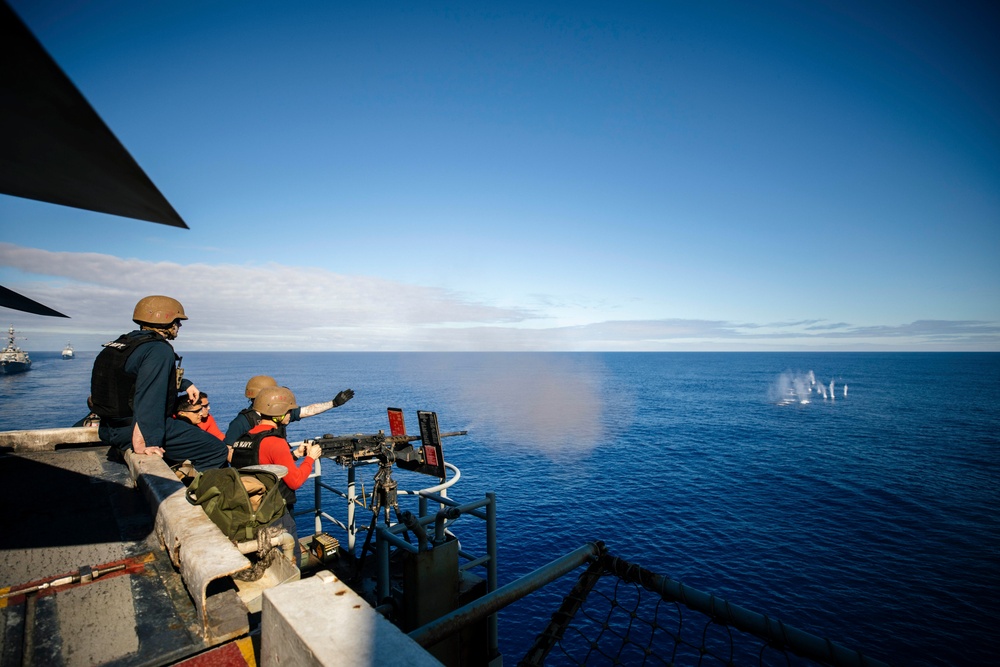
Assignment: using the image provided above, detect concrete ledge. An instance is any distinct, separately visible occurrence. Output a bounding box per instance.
[261,571,444,667]
[0,426,100,451]
[125,452,252,643]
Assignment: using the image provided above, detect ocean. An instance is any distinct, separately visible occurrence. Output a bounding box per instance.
[3,351,998,666]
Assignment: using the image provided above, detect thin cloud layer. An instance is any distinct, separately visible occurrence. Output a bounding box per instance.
[0,243,533,349]
[2,243,998,351]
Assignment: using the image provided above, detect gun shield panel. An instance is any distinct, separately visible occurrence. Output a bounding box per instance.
[417,411,446,479]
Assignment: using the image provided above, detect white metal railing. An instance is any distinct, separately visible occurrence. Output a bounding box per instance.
[299,453,462,555]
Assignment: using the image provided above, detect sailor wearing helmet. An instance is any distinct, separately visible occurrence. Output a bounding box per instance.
[224,374,354,445]
[231,386,322,562]
[90,295,230,470]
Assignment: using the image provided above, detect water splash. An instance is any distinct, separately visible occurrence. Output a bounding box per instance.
[771,371,847,406]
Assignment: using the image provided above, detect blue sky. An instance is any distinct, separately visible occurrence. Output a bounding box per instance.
[2,0,998,351]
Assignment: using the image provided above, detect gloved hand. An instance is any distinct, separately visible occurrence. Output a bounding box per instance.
[305,442,322,459]
[333,389,355,407]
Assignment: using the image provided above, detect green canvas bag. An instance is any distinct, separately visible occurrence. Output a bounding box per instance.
[185,467,286,542]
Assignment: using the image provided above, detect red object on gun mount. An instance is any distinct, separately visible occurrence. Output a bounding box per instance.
[387,408,448,479]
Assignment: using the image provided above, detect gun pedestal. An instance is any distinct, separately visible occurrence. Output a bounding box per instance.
[373,461,398,511]
[305,410,467,581]
[357,451,405,576]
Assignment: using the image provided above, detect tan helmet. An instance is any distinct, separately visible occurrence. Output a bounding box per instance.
[253,386,298,417]
[245,375,278,399]
[133,295,188,325]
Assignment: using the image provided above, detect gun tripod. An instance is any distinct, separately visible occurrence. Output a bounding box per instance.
[356,453,406,575]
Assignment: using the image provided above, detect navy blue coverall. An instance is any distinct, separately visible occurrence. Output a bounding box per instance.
[98,330,229,470]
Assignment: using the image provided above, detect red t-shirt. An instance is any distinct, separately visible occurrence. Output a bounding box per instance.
[198,414,225,440]
[247,421,315,490]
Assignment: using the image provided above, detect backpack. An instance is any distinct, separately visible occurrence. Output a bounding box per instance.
[185,467,286,542]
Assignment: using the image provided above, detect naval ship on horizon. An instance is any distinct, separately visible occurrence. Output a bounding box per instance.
[0,325,31,375]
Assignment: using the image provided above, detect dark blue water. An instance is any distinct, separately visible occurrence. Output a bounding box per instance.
[4,352,998,666]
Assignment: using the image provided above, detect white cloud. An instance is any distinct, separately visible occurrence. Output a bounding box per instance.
[0,243,534,349]
[2,243,998,351]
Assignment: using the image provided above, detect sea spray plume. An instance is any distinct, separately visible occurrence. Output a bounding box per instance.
[771,370,848,405]
[772,371,811,404]
[796,375,813,402]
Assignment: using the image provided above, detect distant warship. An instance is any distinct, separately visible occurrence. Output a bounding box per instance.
[0,325,31,374]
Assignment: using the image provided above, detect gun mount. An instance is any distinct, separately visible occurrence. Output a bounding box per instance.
[305,409,467,478]
[303,409,468,577]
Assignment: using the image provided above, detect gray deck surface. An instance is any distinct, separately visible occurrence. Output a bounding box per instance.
[0,446,206,666]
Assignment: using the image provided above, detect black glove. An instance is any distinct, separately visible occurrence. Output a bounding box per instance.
[333,389,354,407]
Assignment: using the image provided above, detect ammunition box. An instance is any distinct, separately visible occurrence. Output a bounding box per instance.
[312,533,339,561]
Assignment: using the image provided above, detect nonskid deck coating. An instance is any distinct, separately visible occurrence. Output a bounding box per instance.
[0,446,208,666]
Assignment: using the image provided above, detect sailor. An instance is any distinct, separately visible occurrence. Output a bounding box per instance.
[174,395,205,427]
[224,374,354,445]
[91,295,230,469]
[196,392,225,440]
[230,386,321,563]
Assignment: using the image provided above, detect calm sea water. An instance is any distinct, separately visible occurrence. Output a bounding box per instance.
[3,351,998,666]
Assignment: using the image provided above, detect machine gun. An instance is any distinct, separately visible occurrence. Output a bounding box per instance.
[305,408,467,478]
[307,409,467,571]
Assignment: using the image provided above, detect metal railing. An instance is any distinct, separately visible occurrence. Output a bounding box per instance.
[378,490,499,656]
[300,456,463,554]
[299,453,504,659]
[518,548,893,667]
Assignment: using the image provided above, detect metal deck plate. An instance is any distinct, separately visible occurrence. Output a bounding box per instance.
[0,446,208,666]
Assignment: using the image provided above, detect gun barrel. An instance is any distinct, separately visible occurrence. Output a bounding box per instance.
[384,430,467,444]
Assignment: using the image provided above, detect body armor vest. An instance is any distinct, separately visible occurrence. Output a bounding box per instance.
[235,407,263,436]
[231,425,297,507]
[90,332,175,419]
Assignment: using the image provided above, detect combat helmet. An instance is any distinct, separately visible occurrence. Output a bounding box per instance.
[245,375,278,399]
[133,295,187,325]
[253,386,298,417]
